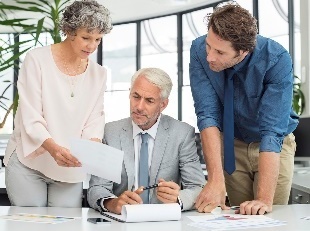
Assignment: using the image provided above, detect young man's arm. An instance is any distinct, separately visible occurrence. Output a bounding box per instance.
[195,126,229,212]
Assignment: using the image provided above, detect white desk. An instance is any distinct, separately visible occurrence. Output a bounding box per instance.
[0,205,309,231]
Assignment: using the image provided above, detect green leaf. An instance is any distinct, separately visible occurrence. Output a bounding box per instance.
[0,47,32,67]
[0,83,13,97]
[292,76,305,115]
[0,5,29,11]
[0,18,30,25]
[34,17,45,46]
[13,92,19,116]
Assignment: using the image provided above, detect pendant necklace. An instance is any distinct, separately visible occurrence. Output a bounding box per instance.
[64,59,82,97]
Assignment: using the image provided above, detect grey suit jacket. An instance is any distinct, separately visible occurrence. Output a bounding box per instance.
[87,114,205,211]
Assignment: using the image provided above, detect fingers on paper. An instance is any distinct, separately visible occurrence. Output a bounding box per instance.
[197,201,218,213]
[239,200,271,215]
[56,148,81,167]
[195,186,209,209]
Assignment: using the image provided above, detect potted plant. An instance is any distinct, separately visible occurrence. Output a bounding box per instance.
[0,0,70,129]
[293,74,305,115]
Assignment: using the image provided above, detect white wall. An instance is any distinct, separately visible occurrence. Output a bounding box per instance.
[300,0,310,117]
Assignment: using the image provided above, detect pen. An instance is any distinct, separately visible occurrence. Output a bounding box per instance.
[230,206,240,210]
[143,183,159,190]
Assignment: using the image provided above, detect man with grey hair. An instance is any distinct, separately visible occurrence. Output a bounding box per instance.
[88,68,205,214]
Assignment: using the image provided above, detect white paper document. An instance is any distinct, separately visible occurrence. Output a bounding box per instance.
[187,214,286,230]
[70,138,124,183]
[102,203,181,222]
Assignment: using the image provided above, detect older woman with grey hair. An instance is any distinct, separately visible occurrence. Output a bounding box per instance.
[4,0,112,207]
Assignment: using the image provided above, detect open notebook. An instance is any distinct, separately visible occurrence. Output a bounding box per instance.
[99,203,181,223]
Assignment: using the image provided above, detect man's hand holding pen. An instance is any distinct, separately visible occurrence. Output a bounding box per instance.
[156,178,180,204]
[104,178,180,214]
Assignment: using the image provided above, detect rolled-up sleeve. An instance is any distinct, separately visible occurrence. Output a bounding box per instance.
[258,51,293,153]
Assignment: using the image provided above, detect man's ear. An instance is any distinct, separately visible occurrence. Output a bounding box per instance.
[240,50,249,57]
[160,98,169,112]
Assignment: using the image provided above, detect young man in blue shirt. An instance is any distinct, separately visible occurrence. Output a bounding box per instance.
[190,2,298,215]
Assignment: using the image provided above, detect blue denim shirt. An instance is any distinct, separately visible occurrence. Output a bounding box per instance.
[189,34,299,153]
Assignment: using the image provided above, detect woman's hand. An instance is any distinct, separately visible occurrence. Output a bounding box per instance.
[50,146,81,167]
[42,138,81,167]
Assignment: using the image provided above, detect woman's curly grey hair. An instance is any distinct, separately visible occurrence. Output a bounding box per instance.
[59,0,113,35]
[204,1,257,52]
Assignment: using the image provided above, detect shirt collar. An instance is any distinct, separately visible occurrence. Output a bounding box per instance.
[132,114,161,140]
[232,52,252,72]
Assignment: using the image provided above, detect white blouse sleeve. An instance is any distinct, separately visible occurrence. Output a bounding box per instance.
[17,51,52,157]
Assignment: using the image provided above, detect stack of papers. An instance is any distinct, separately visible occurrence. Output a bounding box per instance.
[187,214,286,230]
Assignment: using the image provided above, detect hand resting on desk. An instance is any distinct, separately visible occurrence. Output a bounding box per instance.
[235,199,272,215]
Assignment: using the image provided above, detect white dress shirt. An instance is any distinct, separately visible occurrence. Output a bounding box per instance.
[132,114,161,190]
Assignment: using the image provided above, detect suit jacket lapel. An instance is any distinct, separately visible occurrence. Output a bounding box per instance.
[120,119,135,191]
[149,115,169,199]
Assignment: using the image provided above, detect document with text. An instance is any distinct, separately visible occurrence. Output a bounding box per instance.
[187,214,286,230]
[70,138,124,183]
[102,203,181,222]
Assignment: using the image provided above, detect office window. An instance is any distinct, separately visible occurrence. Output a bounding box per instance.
[182,8,212,86]
[102,23,136,122]
[182,8,213,129]
[258,0,289,51]
[235,0,253,13]
[0,34,14,134]
[141,16,177,119]
[294,0,301,78]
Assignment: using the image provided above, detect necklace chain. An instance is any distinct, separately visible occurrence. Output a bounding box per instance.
[64,59,82,97]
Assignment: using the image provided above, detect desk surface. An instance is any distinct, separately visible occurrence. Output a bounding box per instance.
[0,205,309,231]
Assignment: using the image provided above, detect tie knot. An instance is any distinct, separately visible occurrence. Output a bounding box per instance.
[225,68,235,80]
[141,133,149,143]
